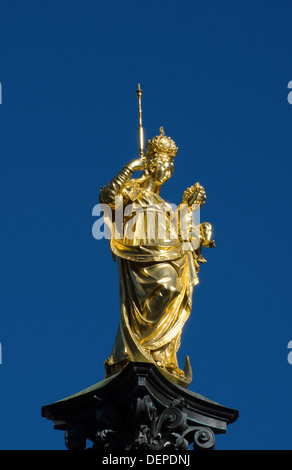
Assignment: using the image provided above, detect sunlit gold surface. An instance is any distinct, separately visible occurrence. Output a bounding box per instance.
[99,91,214,388]
[136,83,144,158]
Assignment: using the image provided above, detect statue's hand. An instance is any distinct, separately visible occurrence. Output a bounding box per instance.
[127,157,146,172]
[183,183,206,206]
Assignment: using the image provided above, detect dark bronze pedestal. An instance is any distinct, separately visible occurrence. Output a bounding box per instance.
[42,362,238,450]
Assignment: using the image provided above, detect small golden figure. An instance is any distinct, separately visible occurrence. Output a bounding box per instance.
[99,86,214,387]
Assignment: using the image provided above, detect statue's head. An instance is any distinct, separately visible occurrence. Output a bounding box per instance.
[200,222,215,247]
[144,127,177,186]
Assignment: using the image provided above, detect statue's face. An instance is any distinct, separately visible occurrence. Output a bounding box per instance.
[149,161,174,186]
[201,222,213,241]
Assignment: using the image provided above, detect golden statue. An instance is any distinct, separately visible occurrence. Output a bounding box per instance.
[99,85,215,388]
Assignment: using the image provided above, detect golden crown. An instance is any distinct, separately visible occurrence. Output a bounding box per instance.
[145,127,178,164]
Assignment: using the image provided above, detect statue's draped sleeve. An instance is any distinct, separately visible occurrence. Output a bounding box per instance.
[99,165,133,206]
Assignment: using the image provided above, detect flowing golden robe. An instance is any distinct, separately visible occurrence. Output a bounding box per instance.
[100,166,199,386]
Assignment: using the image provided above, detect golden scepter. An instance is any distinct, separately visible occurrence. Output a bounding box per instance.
[136,83,145,158]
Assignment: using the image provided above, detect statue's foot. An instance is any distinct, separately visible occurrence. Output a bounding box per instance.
[165,363,186,379]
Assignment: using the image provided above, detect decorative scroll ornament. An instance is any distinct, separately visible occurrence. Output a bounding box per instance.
[85,393,215,451]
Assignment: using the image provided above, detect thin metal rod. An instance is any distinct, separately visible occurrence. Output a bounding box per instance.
[136,83,144,157]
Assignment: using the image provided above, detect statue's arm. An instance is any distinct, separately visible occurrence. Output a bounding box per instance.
[99,157,145,205]
[99,165,134,205]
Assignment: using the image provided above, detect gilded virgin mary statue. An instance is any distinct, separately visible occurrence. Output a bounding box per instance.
[99,87,214,388]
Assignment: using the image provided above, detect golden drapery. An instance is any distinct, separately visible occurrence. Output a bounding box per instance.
[102,184,199,387]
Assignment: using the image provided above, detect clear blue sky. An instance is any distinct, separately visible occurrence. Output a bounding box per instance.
[1,0,292,450]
